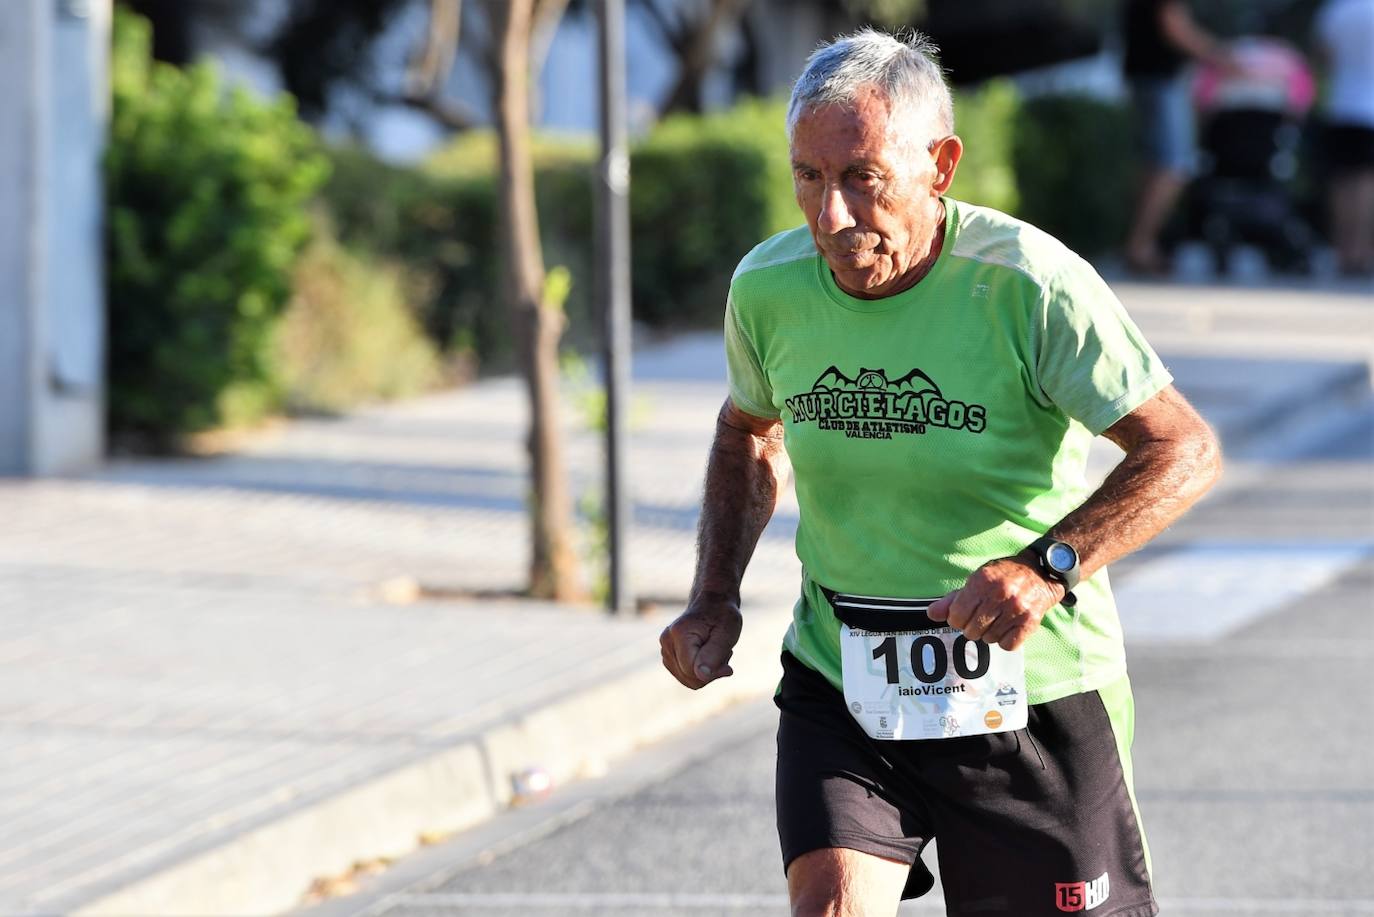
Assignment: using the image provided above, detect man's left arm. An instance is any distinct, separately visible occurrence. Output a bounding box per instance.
[928,384,1222,649]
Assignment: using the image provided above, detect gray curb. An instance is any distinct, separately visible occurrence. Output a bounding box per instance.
[71,609,793,917]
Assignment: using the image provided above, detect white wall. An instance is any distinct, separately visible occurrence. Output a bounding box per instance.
[0,0,47,475]
[0,0,107,475]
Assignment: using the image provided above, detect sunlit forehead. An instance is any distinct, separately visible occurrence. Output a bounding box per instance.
[789,98,910,172]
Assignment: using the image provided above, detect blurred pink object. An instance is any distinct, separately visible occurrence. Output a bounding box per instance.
[1195,37,1317,115]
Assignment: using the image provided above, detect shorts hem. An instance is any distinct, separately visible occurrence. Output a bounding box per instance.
[1092,901,1159,917]
[782,831,921,875]
[948,901,1157,917]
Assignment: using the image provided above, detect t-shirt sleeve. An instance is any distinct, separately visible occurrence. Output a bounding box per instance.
[1033,259,1173,435]
[723,291,780,419]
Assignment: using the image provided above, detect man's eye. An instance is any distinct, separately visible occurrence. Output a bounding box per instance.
[796,169,820,182]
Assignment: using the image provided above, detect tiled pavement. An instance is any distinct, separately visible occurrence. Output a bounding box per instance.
[0,370,802,916]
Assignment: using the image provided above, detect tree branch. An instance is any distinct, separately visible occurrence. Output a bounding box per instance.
[530,0,571,88]
[659,0,751,115]
[371,87,480,131]
[406,0,463,98]
[634,0,690,53]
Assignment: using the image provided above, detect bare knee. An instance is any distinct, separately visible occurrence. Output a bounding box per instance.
[787,847,906,917]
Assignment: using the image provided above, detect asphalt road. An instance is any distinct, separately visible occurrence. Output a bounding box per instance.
[303,408,1374,917]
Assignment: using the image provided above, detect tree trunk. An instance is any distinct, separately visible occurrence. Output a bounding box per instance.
[485,0,584,601]
[658,0,751,115]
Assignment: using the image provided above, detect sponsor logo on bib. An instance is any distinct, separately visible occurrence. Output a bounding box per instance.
[784,365,987,439]
[984,709,1003,728]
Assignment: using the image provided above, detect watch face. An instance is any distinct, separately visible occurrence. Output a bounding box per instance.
[1047,542,1077,572]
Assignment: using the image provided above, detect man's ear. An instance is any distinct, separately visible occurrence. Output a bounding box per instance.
[931,134,964,194]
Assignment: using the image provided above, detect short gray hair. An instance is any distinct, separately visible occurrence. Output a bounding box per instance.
[786,28,954,149]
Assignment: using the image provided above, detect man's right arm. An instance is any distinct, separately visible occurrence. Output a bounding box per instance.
[1160,0,1236,70]
[659,398,787,690]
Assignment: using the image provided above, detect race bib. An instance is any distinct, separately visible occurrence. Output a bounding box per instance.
[827,590,1027,741]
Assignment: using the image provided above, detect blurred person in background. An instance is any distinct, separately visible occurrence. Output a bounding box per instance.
[1315,0,1374,276]
[661,27,1221,917]
[1122,0,1238,275]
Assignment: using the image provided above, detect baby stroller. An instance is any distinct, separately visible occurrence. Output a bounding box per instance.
[1189,37,1317,274]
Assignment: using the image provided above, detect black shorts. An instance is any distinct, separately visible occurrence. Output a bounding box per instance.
[1327,123,1374,173]
[775,651,1157,916]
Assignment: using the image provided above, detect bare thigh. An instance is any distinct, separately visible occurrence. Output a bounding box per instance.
[786,846,910,917]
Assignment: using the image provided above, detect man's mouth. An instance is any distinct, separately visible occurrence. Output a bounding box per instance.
[830,248,873,266]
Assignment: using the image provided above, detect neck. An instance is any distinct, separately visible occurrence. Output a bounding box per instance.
[895,199,946,292]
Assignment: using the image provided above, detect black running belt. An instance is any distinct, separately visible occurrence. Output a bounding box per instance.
[820,586,945,632]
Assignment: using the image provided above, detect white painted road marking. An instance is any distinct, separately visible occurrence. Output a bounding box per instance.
[1113,543,1372,641]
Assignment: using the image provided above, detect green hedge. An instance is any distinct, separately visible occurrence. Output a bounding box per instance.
[106,13,1134,436]
[629,99,796,327]
[275,220,441,414]
[319,85,1039,371]
[106,10,328,443]
[1012,94,1134,258]
[324,147,500,364]
[949,80,1020,216]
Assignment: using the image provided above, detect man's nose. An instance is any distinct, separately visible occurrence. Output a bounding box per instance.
[817,184,856,235]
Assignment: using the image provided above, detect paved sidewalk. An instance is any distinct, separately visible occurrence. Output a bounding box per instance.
[0,282,1369,916]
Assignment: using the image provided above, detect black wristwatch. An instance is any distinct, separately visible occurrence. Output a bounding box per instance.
[1028,535,1080,607]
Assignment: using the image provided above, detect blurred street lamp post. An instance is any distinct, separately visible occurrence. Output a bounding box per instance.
[596,0,633,615]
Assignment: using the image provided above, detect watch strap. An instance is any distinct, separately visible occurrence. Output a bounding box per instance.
[1028,535,1080,606]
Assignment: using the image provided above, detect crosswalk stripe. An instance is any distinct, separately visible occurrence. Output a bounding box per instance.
[1114,542,1371,641]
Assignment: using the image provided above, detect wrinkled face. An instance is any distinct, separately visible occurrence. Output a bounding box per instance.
[790,85,958,299]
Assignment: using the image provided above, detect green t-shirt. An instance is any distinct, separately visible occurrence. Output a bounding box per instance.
[725,198,1172,704]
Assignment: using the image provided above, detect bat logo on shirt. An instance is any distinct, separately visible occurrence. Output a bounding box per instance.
[785,365,985,439]
[815,365,944,399]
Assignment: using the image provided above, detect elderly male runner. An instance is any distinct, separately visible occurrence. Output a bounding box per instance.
[660,28,1222,917]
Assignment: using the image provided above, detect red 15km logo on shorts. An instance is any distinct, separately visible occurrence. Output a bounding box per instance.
[1055,871,1110,912]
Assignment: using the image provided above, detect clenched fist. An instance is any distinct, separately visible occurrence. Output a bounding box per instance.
[660,594,744,689]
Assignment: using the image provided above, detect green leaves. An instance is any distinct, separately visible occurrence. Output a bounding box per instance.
[1011,95,1133,258]
[316,84,1132,381]
[106,8,328,445]
[629,99,795,328]
[948,80,1021,216]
